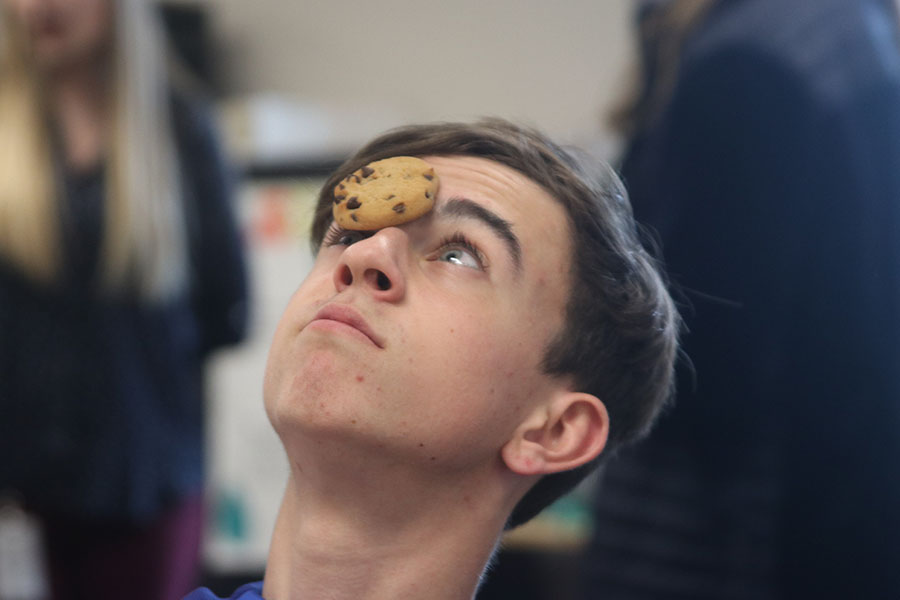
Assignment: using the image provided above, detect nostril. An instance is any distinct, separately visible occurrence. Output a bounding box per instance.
[339,265,353,287]
[376,271,391,291]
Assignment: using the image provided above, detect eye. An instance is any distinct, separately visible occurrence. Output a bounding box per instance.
[433,233,486,271]
[438,248,481,269]
[323,226,369,247]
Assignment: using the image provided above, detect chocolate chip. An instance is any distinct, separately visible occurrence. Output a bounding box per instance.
[338,183,346,190]
[361,166,375,177]
[352,174,361,183]
[392,203,406,213]
[424,173,434,181]
[387,194,396,200]
[333,197,343,205]
[346,197,361,209]
[425,191,432,198]
[351,214,358,222]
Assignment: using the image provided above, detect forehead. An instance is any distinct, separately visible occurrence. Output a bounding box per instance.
[423,154,568,231]
[423,153,573,276]
[423,155,546,205]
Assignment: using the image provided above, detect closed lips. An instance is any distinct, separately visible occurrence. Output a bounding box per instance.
[311,304,384,348]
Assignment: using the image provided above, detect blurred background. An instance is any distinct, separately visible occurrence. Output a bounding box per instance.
[3,0,899,599]
[170,0,632,162]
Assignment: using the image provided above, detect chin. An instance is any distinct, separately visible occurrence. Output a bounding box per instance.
[265,366,374,437]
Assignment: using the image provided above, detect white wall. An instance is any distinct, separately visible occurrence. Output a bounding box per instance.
[201,0,635,150]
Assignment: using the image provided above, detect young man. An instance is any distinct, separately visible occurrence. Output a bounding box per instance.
[187,119,679,600]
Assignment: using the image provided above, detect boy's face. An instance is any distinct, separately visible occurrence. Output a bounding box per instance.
[264,155,575,469]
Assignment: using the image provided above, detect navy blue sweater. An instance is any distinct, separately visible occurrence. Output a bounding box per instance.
[585,0,900,598]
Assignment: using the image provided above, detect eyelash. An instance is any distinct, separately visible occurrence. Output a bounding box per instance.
[322,225,370,247]
[435,232,487,271]
[322,226,487,271]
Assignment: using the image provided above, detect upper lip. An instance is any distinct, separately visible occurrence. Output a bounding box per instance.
[310,304,384,348]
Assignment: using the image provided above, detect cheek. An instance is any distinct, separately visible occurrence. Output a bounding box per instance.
[261,322,296,429]
[404,312,540,411]
[262,282,324,413]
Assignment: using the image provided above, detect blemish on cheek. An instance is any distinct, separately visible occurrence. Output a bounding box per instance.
[418,443,425,447]
[430,456,437,461]
[351,419,357,424]
[355,374,365,382]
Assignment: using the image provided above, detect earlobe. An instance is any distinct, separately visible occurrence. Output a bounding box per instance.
[501,393,609,476]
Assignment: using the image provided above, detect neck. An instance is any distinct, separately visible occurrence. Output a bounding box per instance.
[46,60,110,170]
[263,450,521,600]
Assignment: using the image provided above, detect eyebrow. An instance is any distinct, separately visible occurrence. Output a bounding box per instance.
[438,197,522,272]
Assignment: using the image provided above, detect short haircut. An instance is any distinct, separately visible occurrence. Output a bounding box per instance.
[310,119,680,529]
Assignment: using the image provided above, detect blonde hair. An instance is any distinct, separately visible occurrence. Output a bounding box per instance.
[0,0,186,301]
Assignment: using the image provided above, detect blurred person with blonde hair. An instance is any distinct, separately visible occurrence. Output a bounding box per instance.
[582,0,900,598]
[0,0,248,598]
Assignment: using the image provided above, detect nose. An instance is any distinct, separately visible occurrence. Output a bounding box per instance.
[332,227,408,302]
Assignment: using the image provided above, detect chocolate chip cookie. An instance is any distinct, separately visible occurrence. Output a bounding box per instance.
[332,156,439,230]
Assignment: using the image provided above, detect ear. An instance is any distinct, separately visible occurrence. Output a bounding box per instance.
[501,392,609,476]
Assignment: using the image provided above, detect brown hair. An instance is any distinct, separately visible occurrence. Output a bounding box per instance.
[311,119,680,528]
[609,0,718,137]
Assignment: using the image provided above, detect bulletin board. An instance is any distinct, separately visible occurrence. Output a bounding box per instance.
[203,177,323,573]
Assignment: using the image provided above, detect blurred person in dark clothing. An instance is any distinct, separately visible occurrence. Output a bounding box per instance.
[581,0,900,598]
[0,0,248,598]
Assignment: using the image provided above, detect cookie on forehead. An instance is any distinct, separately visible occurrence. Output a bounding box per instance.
[332,156,439,231]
